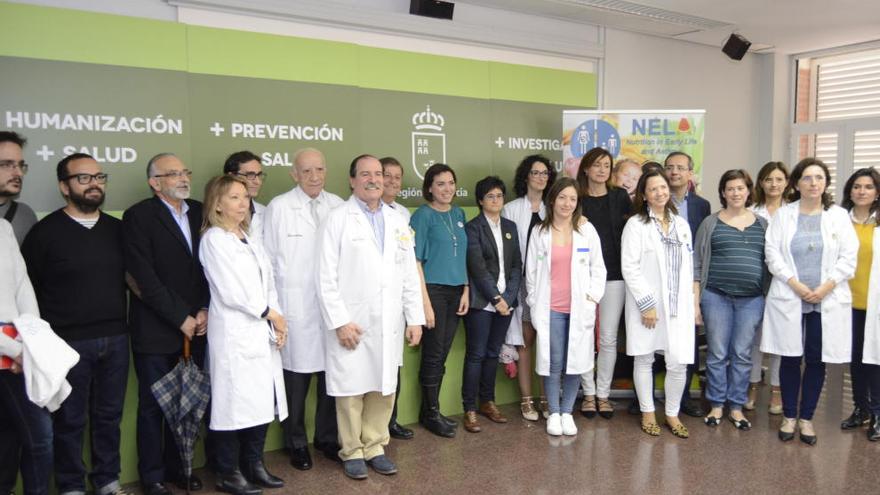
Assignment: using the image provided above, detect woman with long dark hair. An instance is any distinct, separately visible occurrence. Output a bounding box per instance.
[526,177,606,436]
[839,167,880,440]
[746,161,790,414]
[576,147,631,419]
[621,169,696,438]
[502,155,557,420]
[762,158,858,445]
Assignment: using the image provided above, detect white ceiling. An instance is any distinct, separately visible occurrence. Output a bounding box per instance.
[459,0,880,54]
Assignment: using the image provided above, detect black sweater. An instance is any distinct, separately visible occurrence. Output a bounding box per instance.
[21,209,127,341]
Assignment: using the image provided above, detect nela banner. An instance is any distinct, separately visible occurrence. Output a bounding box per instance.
[562,109,706,183]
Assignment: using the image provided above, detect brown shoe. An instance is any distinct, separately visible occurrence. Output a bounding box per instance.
[479,401,508,423]
[463,411,481,433]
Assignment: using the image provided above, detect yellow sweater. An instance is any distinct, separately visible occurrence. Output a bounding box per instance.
[850,222,874,310]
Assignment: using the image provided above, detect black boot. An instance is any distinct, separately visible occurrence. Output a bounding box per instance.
[419,384,456,438]
[436,376,458,427]
[241,460,284,489]
[868,414,880,441]
[216,471,262,495]
[841,406,871,430]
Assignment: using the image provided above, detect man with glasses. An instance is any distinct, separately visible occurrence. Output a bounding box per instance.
[664,151,711,418]
[21,153,130,495]
[223,151,267,242]
[0,130,40,495]
[263,147,343,470]
[0,131,38,244]
[122,153,209,495]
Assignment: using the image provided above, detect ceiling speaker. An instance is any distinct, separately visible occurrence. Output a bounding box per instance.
[722,33,751,61]
[410,1,454,20]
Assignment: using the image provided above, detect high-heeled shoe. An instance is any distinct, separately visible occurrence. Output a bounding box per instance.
[778,417,796,441]
[798,419,817,445]
[520,396,539,421]
[744,383,759,411]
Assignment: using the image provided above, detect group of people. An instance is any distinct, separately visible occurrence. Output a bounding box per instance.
[2,126,879,495]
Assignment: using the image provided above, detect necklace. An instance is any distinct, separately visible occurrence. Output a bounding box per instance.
[440,210,458,257]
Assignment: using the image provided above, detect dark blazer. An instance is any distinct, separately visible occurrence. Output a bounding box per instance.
[685,193,711,239]
[123,196,209,355]
[465,214,522,310]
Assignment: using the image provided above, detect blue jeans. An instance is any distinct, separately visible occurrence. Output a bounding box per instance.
[0,371,53,495]
[462,309,512,411]
[54,334,130,495]
[701,288,764,410]
[780,312,825,420]
[543,311,580,415]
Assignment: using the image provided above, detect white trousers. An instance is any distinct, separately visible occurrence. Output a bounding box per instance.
[633,353,687,417]
[750,325,781,386]
[581,280,626,398]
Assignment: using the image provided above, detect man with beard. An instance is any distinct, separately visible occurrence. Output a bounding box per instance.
[122,153,209,495]
[0,131,38,244]
[21,153,130,495]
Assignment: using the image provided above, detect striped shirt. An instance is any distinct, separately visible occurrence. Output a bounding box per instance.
[705,220,766,296]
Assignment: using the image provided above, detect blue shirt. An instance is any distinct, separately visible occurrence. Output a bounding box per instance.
[410,204,468,286]
[159,197,192,253]
[673,192,689,224]
[354,196,385,253]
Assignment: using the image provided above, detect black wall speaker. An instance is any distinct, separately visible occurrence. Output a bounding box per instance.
[410,0,454,20]
[722,33,751,61]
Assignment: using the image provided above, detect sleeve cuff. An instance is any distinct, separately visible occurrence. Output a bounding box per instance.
[261,306,270,319]
[635,294,656,313]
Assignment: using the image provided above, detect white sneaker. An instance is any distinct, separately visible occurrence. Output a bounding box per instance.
[546,413,563,436]
[561,413,578,435]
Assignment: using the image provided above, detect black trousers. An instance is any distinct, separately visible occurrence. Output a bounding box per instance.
[851,309,880,414]
[419,284,465,386]
[282,370,338,450]
[390,368,403,425]
[212,423,269,475]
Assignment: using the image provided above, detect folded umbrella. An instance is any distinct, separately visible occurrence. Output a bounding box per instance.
[150,338,210,495]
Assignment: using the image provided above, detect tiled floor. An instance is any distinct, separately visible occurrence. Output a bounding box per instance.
[151,363,880,495]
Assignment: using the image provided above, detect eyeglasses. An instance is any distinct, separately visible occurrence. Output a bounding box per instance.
[152,169,192,179]
[0,160,28,174]
[235,171,267,181]
[483,193,504,201]
[64,173,109,185]
[664,165,691,172]
[529,170,550,177]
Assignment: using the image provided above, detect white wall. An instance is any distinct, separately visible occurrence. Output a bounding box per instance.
[603,28,782,209]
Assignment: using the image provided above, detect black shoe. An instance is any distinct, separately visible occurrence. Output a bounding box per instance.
[680,400,705,418]
[143,483,172,495]
[389,421,414,440]
[320,446,342,464]
[289,446,312,471]
[241,460,284,489]
[868,414,880,441]
[216,471,262,495]
[627,399,640,415]
[439,413,458,427]
[419,385,456,438]
[840,406,871,430]
[173,475,203,491]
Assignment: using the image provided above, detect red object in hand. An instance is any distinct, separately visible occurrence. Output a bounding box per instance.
[0,324,18,370]
[504,361,518,379]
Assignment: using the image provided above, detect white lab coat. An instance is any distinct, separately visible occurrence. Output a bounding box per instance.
[861,223,880,364]
[14,314,79,412]
[620,214,695,365]
[317,197,425,397]
[761,202,858,362]
[502,197,546,346]
[199,227,287,430]
[525,222,606,376]
[249,200,265,244]
[263,187,343,373]
[385,200,411,366]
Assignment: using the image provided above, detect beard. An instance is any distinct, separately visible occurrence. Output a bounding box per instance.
[0,178,22,198]
[162,183,191,201]
[70,187,105,214]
